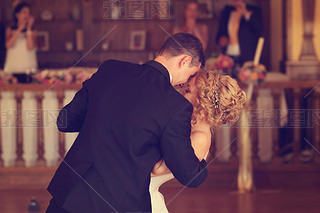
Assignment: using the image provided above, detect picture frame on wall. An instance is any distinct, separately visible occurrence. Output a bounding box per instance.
[36,31,49,51]
[197,0,213,19]
[129,31,146,50]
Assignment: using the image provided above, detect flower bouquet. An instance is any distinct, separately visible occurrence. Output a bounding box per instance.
[0,73,18,85]
[238,61,267,85]
[205,54,234,76]
[74,70,94,83]
[237,37,267,102]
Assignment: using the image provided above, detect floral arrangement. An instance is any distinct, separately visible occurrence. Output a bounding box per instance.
[205,54,234,76]
[31,68,96,84]
[74,71,94,83]
[0,73,18,85]
[238,61,267,85]
[32,69,72,84]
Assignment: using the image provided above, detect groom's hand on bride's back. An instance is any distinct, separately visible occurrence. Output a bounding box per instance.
[160,103,207,188]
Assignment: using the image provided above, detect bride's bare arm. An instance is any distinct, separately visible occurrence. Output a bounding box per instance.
[190,131,211,161]
[151,130,210,176]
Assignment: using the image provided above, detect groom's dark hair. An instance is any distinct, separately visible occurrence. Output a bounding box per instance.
[158,33,205,67]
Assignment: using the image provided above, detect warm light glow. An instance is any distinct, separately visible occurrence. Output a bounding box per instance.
[291,0,303,61]
[291,0,320,60]
[314,0,320,60]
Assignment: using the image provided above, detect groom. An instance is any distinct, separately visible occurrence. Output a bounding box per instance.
[46,33,207,213]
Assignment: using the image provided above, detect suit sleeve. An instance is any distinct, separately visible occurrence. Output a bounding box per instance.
[56,60,116,132]
[160,103,207,188]
[56,80,89,132]
[216,8,230,45]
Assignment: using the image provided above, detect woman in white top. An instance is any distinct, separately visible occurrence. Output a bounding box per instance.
[149,70,246,212]
[4,2,37,82]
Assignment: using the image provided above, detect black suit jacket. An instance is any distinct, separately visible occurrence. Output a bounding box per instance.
[47,60,208,212]
[216,4,263,64]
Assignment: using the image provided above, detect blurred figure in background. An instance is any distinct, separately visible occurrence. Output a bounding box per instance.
[173,0,208,51]
[0,21,5,69]
[4,1,38,83]
[216,0,263,65]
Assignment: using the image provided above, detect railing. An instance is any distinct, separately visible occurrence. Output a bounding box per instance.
[212,80,320,168]
[0,84,81,167]
[0,81,319,169]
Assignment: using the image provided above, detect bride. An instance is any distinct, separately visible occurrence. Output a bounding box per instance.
[149,69,246,212]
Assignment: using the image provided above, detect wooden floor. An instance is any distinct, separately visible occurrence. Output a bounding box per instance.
[0,167,319,213]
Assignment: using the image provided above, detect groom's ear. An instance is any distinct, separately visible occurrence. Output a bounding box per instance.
[178,55,192,68]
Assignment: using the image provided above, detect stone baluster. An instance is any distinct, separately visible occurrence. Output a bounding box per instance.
[257,89,273,162]
[292,88,301,161]
[313,88,320,162]
[251,89,260,164]
[57,90,65,158]
[63,90,79,153]
[0,93,3,167]
[42,91,59,166]
[271,88,282,164]
[1,91,17,167]
[215,124,232,163]
[230,126,238,164]
[35,91,45,166]
[22,91,38,167]
[15,91,24,166]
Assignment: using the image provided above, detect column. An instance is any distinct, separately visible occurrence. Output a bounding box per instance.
[64,90,79,153]
[42,91,59,166]
[22,91,38,167]
[1,92,17,167]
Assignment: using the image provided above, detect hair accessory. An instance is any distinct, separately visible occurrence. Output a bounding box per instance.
[213,79,221,108]
[214,89,219,108]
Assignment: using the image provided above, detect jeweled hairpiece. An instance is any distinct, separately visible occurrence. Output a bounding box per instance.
[214,89,219,108]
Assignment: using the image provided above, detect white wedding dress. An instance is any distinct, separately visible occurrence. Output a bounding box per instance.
[149,173,175,213]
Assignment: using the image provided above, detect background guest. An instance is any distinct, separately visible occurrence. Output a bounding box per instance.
[173,0,208,51]
[0,21,5,69]
[216,0,263,65]
[4,2,37,83]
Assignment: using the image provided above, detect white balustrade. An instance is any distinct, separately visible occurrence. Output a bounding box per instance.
[22,91,38,167]
[257,89,274,162]
[42,91,59,166]
[1,92,17,167]
[64,90,78,153]
[215,124,232,162]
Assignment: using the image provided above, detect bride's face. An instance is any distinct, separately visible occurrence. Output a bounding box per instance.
[183,77,198,106]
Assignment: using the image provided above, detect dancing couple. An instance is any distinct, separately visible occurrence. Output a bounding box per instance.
[46,33,245,213]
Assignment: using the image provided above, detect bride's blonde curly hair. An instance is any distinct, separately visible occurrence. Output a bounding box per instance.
[191,70,246,128]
